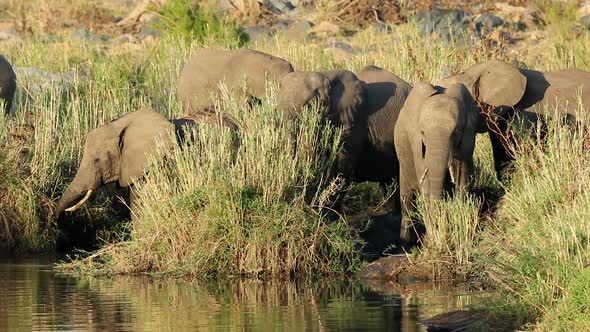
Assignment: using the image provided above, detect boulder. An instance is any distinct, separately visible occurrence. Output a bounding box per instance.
[284,20,313,40]
[416,10,471,41]
[70,28,111,42]
[475,14,504,34]
[15,67,87,97]
[494,2,541,30]
[243,25,273,44]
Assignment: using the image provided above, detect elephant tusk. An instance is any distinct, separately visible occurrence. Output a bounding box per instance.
[419,168,428,185]
[449,166,456,185]
[65,189,93,212]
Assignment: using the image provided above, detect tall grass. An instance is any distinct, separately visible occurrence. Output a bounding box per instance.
[62,95,363,276]
[478,109,590,329]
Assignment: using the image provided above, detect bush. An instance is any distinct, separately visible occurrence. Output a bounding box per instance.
[152,0,248,47]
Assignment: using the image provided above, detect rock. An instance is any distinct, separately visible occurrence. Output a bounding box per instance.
[113,34,138,45]
[284,20,313,40]
[475,14,504,34]
[265,0,297,15]
[0,28,18,41]
[70,28,110,42]
[580,15,590,30]
[494,2,541,30]
[70,28,91,40]
[416,10,471,41]
[312,21,341,37]
[137,25,160,41]
[371,22,394,33]
[274,19,294,30]
[15,67,87,97]
[243,25,273,44]
[324,41,357,54]
[111,15,124,23]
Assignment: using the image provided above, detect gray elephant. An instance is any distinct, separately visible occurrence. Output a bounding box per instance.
[440,59,590,180]
[277,69,368,179]
[394,82,485,244]
[0,54,16,114]
[278,66,416,211]
[177,48,294,111]
[55,109,176,220]
[354,66,412,191]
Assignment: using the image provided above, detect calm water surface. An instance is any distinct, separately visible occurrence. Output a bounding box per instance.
[0,255,484,331]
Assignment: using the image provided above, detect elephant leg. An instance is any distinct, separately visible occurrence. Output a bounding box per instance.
[488,108,517,182]
[399,175,416,247]
[337,124,367,179]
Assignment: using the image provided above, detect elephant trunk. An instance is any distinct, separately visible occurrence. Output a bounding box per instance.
[422,145,451,200]
[55,168,100,219]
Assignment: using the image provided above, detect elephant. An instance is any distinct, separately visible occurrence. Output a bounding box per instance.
[55,109,177,220]
[177,48,294,111]
[277,69,368,179]
[394,82,485,244]
[0,54,16,114]
[278,66,415,212]
[354,65,412,192]
[439,59,590,180]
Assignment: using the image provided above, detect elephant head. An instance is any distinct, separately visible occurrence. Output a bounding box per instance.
[276,70,368,179]
[277,71,331,120]
[396,82,483,200]
[0,54,17,115]
[55,109,175,219]
[439,60,529,180]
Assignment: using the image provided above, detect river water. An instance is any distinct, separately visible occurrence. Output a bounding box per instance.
[0,255,484,331]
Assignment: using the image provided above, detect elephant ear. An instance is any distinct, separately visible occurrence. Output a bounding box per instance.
[406,82,438,110]
[119,110,175,187]
[469,60,527,107]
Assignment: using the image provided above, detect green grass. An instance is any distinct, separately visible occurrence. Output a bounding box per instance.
[151,0,248,47]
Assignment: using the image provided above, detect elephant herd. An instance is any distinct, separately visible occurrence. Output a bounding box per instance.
[1,48,589,248]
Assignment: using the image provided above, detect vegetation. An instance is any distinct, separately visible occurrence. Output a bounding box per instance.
[0,1,589,329]
[152,0,248,47]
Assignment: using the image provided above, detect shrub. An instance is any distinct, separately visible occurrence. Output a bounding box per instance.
[152,0,248,47]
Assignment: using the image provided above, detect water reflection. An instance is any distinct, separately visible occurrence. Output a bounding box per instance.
[0,256,484,331]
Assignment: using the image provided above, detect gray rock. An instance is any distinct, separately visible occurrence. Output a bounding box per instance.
[416,9,471,41]
[371,22,394,33]
[284,20,313,40]
[244,25,273,44]
[0,28,18,41]
[265,0,297,14]
[137,25,160,41]
[111,15,124,23]
[70,28,91,40]
[274,19,294,30]
[113,34,138,45]
[70,28,110,43]
[475,14,504,34]
[580,15,590,30]
[15,67,87,96]
[324,41,358,54]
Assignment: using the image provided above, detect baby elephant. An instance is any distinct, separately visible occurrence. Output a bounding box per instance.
[177,48,294,111]
[394,82,486,244]
[0,54,16,114]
